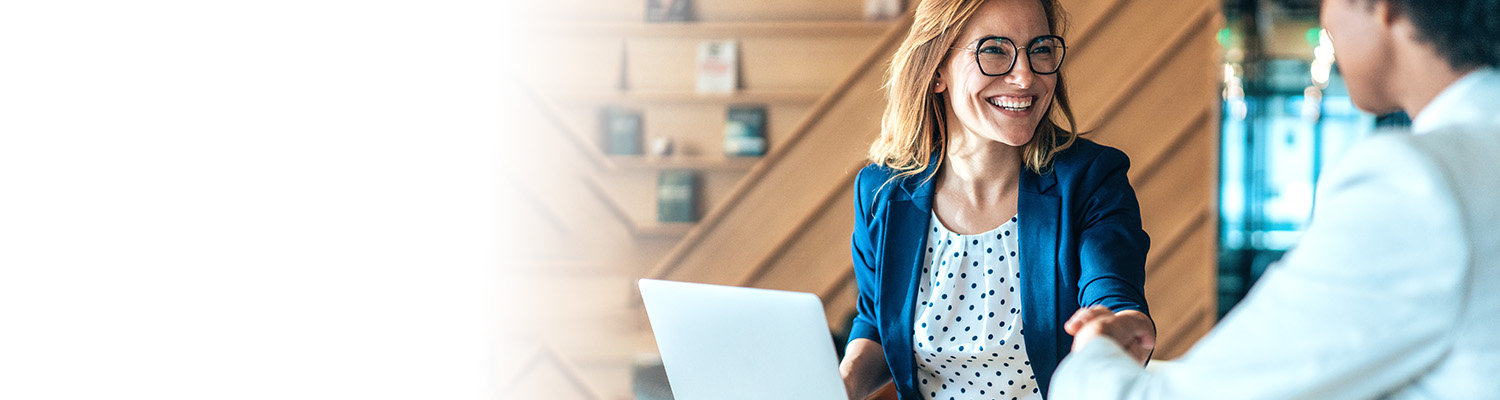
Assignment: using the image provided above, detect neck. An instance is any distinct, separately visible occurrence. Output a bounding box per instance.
[1396,64,1474,120]
[939,129,1022,203]
[1388,23,1477,119]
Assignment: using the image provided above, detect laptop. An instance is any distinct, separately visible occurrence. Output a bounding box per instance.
[638,279,850,400]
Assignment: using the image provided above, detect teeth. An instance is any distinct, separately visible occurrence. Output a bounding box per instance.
[988,96,1033,110]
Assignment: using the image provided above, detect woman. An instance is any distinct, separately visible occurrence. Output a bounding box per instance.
[839,0,1156,399]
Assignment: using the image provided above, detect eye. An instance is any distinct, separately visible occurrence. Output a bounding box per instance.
[1029,46,1054,55]
[978,45,1005,55]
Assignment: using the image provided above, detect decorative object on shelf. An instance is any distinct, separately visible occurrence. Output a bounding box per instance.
[645,0,692,22]
[601,108,644,155]
[618,41,631,91]
[695,39,738,94]
[657,170,698,223]
[865,0,904,20]
[649,136,675,157]
[723,105,767,156]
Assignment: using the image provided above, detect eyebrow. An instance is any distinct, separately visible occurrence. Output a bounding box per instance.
[968,34,1057,46]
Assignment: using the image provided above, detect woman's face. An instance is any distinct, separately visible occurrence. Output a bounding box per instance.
[937,0,1056,148]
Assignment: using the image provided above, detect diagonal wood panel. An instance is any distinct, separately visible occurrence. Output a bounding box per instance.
[747,179,860,294]
[647,13,914,281]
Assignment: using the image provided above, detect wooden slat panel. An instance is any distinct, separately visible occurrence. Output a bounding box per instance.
[822,266,860,330]
[645,14,913,282]
[1144,220,1218,359]
[660,59,887,285]
[1064,1,1217,128]
[748,182,859,294]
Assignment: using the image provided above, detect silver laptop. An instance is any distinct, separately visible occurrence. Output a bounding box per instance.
[638,279,849,400]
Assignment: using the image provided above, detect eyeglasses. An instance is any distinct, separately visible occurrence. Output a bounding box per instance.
[950,35,1067,76]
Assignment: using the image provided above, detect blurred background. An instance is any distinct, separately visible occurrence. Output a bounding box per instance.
[498,0,1405,398]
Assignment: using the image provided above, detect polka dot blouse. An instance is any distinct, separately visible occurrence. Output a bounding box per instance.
[912,213,1039,400]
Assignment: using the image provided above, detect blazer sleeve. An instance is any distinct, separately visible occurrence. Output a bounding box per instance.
[1049,135,1468,399]
[1075,147,1152,315]
[848,168,882,344]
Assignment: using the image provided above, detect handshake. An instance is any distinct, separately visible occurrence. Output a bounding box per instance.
[1064,306,1157,365]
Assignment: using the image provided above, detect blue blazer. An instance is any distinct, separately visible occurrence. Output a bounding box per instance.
[848,138,1151,399]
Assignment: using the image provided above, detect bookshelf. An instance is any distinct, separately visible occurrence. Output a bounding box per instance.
[607,155,760,171]
[549,20,890,38]
[553,89,822,105]
[584,174,697,238]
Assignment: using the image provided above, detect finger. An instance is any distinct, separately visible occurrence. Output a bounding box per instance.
[1064,306,1113,335]
[1124,342,1150,364]
[1063,309,1091,335]
[1064,314,1086,335]
[1138,329,1156,351]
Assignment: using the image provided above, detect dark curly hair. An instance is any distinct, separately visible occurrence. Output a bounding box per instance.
[1372,0,1500,68]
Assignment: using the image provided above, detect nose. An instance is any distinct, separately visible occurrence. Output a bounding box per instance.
[1006,53,1036,89]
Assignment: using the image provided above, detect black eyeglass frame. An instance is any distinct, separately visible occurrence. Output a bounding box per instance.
[949,35,1068,76]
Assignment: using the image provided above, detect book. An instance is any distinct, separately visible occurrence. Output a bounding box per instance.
[865,0,904,20]
[646,0,692,22]
[695,39,738,93]
[723,105,767,156]
[601,108,643,155]
[657,170,697,223]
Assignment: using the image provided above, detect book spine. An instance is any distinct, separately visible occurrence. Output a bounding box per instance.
[657,170,697,222]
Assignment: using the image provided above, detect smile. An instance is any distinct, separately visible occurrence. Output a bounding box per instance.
[987,95,1034,112]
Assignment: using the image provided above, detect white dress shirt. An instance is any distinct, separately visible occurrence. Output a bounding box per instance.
[1049,68,1500,399]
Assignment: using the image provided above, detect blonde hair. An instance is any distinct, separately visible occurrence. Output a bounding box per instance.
[868,0,1081,182]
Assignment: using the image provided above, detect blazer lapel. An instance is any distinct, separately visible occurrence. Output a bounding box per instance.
[1018,168,1060,376]
[878,172,935,397]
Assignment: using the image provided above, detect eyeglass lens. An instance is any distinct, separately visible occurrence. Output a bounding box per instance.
[976,36,1065,75]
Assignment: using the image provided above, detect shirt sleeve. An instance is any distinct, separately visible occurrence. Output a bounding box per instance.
[1076,147,1151,315]
[1049,136,1468,399]
[848,168,882,344]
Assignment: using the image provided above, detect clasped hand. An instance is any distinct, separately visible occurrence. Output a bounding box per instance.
[1064,305,1156,364]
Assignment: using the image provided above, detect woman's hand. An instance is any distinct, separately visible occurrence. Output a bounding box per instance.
[840,338,892,400]
[1064,305,1156,364]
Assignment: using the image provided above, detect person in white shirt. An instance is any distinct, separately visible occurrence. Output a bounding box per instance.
[1046,0,1500,398]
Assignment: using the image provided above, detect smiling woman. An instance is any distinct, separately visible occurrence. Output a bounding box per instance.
[840,0,1156,399]
[867,0,1081,181]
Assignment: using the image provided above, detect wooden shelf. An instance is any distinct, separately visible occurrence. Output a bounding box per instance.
[583,174,700,239]
[549,20,891,38]
[607,155,760,171]
[632,222,695,238]
[554,90,823,105]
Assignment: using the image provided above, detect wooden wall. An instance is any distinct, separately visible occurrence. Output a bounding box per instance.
[502,0,1221,398]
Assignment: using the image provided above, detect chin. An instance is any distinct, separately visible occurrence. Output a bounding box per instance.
[989,129,1034,148]
[1351,97,1402,116]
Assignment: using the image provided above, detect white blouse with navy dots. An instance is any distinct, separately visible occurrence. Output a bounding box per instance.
[913,212,1040,400]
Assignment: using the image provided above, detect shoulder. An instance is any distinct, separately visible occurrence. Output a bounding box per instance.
[1304,131,1466,246]
[855,163,901,193]
[1049,138,1130,174]
[1323,131,1451,197]
[854,163,913,203]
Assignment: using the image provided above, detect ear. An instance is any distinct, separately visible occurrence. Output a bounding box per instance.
[934,73,947,94]
[1372,0,1398,28]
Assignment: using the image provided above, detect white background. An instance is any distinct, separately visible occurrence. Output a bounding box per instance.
[0,1,512,398]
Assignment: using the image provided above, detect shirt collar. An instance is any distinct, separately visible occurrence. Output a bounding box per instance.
[1411,67,1500,134]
